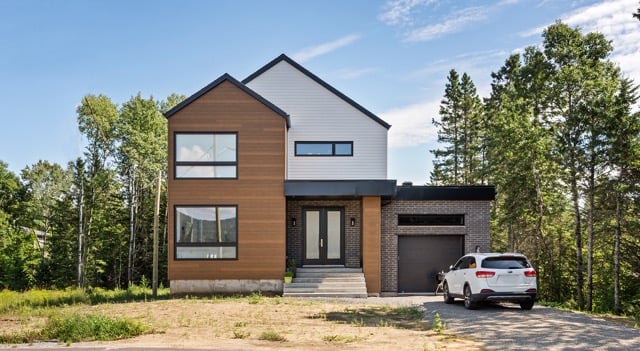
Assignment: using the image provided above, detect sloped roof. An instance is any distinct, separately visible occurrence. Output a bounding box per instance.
[242,54,391,130]
[164,73,290,128]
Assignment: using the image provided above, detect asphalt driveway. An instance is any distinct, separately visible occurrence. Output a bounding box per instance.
[422,297,640,351]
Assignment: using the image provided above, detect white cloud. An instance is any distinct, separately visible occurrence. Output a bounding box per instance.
[292,34,361,63]
[380,99,441,149]
[335,67,380,79]
[404,6,489,42]
[378,0,438,26]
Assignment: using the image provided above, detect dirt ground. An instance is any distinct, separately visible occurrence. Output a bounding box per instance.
[2,296,483,350]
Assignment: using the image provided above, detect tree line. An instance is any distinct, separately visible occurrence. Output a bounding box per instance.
[0,93,184,290]
[431,21,640,315]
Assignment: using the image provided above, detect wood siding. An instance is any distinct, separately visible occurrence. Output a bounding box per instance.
[245,61,388,180]
[167,80,287,281]
[361,196,381,294]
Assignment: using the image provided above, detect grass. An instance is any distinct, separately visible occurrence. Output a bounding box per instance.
[0,286,170,314]
[258,331,287,342]
[0,286,165,344]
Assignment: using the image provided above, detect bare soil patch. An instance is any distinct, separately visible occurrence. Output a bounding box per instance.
[1,296,483,350]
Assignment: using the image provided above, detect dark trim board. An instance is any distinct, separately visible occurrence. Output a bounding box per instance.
[285,180,397,197]
[395,185,496,201]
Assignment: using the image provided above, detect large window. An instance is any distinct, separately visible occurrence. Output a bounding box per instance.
[398,214,465,226]
[295,141,353,156]
[175,206,237,259]
[175,133,237,178]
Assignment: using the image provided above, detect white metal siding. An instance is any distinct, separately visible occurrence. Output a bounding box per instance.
[246,61,388,180]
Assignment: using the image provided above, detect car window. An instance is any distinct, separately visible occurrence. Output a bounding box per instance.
[481,256,531,269]
[453,257,467,270]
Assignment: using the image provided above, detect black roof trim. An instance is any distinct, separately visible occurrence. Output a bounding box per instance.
[242,54,391,130]
[285,180,397,198]
[394,186,496,201]
[164,73,290,128]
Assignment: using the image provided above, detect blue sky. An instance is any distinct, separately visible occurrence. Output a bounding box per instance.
[1,0,638,184]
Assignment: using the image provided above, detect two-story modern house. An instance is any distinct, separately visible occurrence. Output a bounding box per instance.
[165,54,495,297]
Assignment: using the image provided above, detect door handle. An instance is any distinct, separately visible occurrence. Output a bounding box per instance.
[320,239,324,248]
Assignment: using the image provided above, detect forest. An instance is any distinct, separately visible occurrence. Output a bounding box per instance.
[431,22,640,316]
[0,21,638,318]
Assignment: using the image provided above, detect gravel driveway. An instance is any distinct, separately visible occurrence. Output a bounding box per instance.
[420,296,640,351]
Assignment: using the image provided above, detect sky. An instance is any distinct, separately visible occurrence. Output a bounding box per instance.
[1,0,639,184]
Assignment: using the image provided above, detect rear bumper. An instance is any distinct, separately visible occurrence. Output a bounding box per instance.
[471,292,536,303]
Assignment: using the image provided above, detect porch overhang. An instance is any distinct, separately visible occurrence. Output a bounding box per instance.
[284,180,397,198]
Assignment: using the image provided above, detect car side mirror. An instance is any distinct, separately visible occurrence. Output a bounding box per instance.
[449,265,455,271]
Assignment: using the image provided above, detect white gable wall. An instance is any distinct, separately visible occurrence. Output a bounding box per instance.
[245,61,388,180]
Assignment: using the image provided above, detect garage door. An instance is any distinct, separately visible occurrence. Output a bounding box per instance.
[398,235,464,293]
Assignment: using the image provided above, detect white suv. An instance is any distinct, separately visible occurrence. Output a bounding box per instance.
[442,253,537,310]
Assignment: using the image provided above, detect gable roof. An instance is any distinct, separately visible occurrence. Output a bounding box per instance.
[164,73,290,128]
[242,54,391,130]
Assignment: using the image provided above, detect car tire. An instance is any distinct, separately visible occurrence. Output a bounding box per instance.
[463,285,476,310]
[520,301,534,310]
[443,282,454,304]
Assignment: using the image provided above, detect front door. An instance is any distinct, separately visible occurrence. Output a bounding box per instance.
[303,208,344,265]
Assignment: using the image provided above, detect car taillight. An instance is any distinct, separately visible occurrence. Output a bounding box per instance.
[524,270,537,277]
[476,271,495,278]
[526,288,537,293]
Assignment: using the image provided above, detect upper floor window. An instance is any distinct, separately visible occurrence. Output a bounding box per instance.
[175,205,237,260]
[398,214,465,226]
[295,141,353,156]
[175,133,237,178]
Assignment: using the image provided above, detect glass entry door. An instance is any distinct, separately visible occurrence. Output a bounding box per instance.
[303,208,344,265]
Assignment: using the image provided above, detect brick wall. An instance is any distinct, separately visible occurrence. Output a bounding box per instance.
[286,199,361,268]
[380,200,491,293]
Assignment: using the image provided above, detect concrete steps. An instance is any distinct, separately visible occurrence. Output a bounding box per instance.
[283,267,368,298]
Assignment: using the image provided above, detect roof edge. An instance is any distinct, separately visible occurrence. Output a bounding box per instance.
[242,54,391,130]
[164,73,290,128]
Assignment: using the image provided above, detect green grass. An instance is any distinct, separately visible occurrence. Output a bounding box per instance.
[0,286,170,314]
[258,331,287,342]
[318,305,430,331]
[42,313,147,342]
[0,287,164,344]
[0,313,147,344]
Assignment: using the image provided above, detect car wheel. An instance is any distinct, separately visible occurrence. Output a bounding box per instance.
[463,285,476,310]
[443,282,454,304]
[520,301,534,310]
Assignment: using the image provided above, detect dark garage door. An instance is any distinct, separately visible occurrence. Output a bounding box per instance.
[398,235,464,293]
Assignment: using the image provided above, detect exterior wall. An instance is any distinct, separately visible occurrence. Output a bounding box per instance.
[245,61,388,180]
[362,196,381,295]
[167,80,287,292]
[380,200,491,293]
[286,199,361,268]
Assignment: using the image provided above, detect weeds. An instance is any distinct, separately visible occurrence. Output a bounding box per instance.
[431,312,446,334]
[322,334,361,343]
[258,331,286,342]
[232,330,250,339]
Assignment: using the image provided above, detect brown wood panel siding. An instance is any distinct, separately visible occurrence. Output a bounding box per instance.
[361,196,381,293]
[167,80,287,281]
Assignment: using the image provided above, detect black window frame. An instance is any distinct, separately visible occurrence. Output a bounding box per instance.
[174,205,238,260]
[174,132,238,179]
[397,214,465,226]
[294,141,353,157]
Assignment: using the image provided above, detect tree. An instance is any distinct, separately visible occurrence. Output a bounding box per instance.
[431,70,483,185]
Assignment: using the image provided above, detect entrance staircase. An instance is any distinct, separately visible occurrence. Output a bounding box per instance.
[283,267,367,298]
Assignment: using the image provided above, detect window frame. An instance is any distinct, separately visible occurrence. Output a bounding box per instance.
[174,132,238,179]
[174,205,238,261]
[294,141,353,157]
[397,214,465,226]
